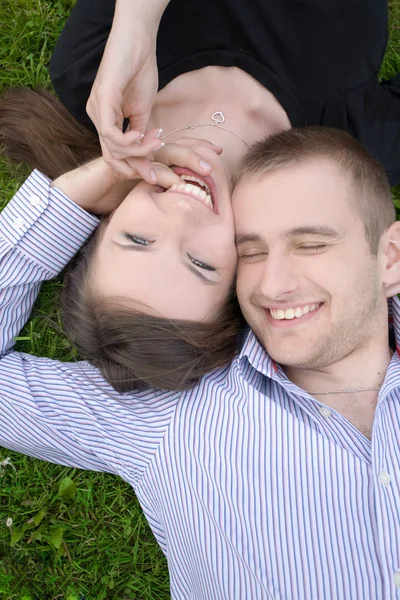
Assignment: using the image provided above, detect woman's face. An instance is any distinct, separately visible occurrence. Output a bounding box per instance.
[90,150,237,320]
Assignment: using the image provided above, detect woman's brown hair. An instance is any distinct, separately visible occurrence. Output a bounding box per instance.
[0,88,245,392]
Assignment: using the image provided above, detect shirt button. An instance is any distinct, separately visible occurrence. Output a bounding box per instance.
[13,217,26,230]
[28,194,42,207]
[378,471,391,486]
[319,407,332,419]
[393,571,400,588]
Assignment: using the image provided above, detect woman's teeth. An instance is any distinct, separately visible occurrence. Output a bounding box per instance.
[270,303,320,320]
[169,176,214,209]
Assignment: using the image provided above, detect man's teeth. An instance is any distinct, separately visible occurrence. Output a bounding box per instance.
[269,303,320,320]
[169,176,214,209]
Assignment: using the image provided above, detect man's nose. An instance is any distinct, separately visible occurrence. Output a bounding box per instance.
[258,252,299,301]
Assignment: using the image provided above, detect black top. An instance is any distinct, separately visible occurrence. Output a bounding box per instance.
[50,0,400,185]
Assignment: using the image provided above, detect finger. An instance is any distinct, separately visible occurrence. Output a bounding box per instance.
[154,142,219,175]
[128,108,152,136]
[104,127,162,155]
[165,137,223,155]
[103,128,164,159]
[100,142,138,178]
[100,128,144,152]
[124,157,157,183]
[123,158,182,186]
[103,156,135,178]
[153,164,189,189]
[141,128,163,143]
[95,104,125,144]
[107,138,163,160]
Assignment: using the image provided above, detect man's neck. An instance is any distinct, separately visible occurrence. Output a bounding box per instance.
[283,336,393,439]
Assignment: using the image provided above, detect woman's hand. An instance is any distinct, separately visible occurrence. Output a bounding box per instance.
[86,0,170,176]
[51,138,223,215]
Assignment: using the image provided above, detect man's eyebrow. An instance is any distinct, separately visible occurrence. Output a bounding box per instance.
[235,233,263,245]
[285,226,340,238]
[235,227,341,246]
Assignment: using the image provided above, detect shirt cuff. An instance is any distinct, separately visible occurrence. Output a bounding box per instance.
[0,170,100,274]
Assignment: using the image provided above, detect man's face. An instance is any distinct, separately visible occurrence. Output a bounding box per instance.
[232,158,388,369]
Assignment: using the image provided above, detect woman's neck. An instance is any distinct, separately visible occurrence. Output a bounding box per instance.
[149,66,291,174]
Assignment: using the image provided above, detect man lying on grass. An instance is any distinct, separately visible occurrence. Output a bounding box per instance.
[0,126,399,599]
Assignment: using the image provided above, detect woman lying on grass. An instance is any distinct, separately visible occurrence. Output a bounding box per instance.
[0,88,246,392]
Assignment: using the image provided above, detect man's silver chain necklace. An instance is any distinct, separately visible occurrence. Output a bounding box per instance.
[309,385,381,395]
[161,111,250,148]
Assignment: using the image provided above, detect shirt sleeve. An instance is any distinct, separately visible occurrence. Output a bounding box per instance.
[0,170,119,474]
[0,169,99,356]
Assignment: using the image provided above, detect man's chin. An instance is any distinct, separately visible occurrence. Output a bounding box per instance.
[263,340,320,370]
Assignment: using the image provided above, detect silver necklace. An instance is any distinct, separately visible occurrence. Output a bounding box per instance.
[161,111,250,148]
[309,385,382,395]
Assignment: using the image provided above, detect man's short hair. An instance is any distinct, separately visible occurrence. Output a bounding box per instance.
[235,127,395,254]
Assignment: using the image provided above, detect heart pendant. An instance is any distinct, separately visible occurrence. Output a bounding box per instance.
[211,111,225,125]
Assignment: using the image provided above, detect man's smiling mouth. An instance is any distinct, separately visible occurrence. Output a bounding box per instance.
[269,303,321,320]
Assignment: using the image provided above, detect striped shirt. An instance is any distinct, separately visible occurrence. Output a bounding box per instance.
[1,170,400,599]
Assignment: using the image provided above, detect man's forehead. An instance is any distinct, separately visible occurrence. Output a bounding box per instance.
[232,165,361,242]
[237,156,347,183]
[232,160,354,215]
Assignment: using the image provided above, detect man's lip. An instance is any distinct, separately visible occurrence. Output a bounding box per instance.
[264,302,322,311]
[171,166,218,214]
[262,303,323,328]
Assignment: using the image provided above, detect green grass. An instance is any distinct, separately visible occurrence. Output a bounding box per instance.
[0,2,170,599]
[0,1,400,598]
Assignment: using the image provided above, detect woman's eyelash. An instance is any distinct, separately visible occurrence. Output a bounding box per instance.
[188,255,216,272]
[121,237,215,270]
[123,233,154,246]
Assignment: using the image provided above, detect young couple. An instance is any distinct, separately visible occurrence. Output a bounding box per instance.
[1,0,400,597]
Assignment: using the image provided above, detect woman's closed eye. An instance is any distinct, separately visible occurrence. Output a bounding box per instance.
[121,234,216,271]
[188,254,216,272]
[122,232,155,246]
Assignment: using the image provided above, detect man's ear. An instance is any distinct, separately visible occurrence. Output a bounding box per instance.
[381,221,400,297]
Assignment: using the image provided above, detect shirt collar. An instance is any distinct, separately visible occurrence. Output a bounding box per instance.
[240,295,400,379]
[239,329,278,379]
[389,295,400,354]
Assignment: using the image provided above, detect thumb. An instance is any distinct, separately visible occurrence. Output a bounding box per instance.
[128,108,152,135]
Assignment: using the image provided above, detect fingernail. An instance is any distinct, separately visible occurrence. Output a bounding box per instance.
[155,128,163,139]
[199,160,212,170]
[150,169,158,183]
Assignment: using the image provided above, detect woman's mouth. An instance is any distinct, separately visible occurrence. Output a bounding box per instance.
[169,167,218,214]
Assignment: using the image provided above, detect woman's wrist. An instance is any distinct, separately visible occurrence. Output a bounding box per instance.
[114,0,170,33]
[51,159,120,214]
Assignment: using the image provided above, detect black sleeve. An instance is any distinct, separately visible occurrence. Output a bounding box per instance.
[49,0,116,131]
[365,74,400,186]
